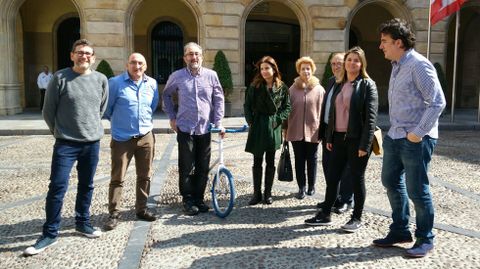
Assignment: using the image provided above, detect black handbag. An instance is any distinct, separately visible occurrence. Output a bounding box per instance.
[277,141,293,182]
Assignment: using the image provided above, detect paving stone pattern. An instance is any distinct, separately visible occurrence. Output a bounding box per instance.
[0,131,479,268]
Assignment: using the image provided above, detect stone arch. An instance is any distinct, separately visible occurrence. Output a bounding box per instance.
[0,0,82,113]
[240,0,312,86]
[125,0,204,56]
[346,0,412,110]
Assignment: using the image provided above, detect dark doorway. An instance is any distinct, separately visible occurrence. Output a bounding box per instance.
[446,8,480,109]
[151,21,184,84]
[245,20,300,86]
[57,17,80,70]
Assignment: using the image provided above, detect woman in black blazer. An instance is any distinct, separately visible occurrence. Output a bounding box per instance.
[305,47,378,232]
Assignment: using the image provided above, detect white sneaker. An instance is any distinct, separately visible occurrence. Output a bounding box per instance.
[24,236,58,256]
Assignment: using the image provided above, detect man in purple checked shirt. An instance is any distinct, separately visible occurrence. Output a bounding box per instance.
[163,42,225,216]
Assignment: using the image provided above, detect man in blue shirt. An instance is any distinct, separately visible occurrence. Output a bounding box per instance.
[103,53,159,230]
[163,42,224,216]
[373,19,446,258]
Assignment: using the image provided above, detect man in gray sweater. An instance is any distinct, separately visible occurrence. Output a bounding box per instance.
[24,39,109,256]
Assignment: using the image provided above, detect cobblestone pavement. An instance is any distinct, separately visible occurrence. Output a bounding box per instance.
[0,131,479,268]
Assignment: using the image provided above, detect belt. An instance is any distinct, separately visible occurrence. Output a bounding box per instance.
[132,131,150,139]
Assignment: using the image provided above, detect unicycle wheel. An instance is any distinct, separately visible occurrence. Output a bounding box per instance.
[211,167,235,218]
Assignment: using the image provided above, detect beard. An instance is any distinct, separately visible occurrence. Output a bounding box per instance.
[188,61,201,70]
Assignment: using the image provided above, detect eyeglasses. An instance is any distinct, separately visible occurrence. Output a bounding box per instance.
[185,52,202,57]
[128,61,145,66]
[330,62,343,67]
[74,51,94,57]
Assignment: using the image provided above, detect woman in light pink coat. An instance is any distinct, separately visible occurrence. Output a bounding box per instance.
[285,56,325,199]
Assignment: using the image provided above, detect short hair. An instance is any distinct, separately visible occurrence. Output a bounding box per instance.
[330,52,345,63]
[337,46,370,83]
[71,39,94,54]
[184,42,203,55]
[295,56,316,74]
[378,18,416,50]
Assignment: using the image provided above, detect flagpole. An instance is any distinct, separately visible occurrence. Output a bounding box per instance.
[451,11,460,123]
[478,83,480,122]
[427,0,432,60]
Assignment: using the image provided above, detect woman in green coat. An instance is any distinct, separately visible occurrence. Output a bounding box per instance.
[244,56,291,205]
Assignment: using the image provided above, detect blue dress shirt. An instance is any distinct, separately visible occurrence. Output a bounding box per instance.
[387,49,446,139]
[104,72,159,141]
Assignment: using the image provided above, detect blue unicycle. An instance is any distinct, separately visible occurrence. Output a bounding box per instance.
[209,125,248,218]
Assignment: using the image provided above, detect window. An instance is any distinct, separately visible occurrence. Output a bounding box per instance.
[151,21,184,84]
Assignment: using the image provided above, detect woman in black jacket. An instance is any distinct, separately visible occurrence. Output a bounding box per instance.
[305,46,378,232]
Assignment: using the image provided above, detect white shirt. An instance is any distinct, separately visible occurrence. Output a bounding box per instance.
[37,72,53,90]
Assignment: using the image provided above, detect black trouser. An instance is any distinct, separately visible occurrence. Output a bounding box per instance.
[323,132,370,220]
[322,129,354,205]
[177,131,211,202]
[40,88,46,110]
[291,141,318,190]
[253,151,275,172]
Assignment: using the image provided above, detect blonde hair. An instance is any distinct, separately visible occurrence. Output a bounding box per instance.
[295,56,316,74]
[336,46,369,83]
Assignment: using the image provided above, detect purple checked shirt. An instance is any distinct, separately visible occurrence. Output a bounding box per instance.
[387,49,446,139]
[162,67,224,135]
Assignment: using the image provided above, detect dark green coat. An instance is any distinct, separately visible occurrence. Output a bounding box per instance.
[244,82,291,156]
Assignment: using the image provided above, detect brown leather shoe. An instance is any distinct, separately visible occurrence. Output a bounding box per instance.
[136,211,157,222]
[104,215,119,231]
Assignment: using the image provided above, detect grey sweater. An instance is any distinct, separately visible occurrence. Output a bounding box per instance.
[42,68,109,142]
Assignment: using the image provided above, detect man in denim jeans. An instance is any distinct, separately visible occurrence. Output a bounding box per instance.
[373,19,446,258]
[24,39,108,256]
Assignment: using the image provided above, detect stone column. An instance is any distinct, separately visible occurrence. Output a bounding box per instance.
[201,1,244,116]
[0,10,22,115]
[81,0,129,74]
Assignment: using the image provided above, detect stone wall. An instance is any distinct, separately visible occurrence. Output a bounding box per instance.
[0,0,467,115]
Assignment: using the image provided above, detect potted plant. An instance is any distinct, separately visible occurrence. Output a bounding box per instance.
[96,59,115,79]
[213,50,233,116]
[321,53,334,87]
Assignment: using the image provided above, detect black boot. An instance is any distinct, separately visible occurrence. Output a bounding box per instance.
[264,165,275,204]
[249,165,263,205]
[296,186,306,199]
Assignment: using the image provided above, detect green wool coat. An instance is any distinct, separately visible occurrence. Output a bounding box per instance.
[244,82,291,156]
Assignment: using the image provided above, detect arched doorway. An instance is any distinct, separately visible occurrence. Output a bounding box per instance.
[57,17,80,70]
[19,0,79,109]
[446,5,480,109]
[244,1,300,86]
[131,0,198,81]
[151,21,184,84]
[348,3,397,110]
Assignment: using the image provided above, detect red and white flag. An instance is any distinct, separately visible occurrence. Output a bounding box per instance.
[430,0,466,26]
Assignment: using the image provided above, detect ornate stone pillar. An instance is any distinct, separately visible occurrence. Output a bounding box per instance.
[0,6,22,115]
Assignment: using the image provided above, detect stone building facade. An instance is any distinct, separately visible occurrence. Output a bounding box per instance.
[0,0,479,115]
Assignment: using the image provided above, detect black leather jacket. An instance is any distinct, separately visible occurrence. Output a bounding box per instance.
[326,75,378,152]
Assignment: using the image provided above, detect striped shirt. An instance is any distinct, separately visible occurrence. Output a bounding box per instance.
[387,49,446,139]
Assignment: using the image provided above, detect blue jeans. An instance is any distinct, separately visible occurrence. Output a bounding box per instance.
[381,135,437,244]
[43,139,100,238]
